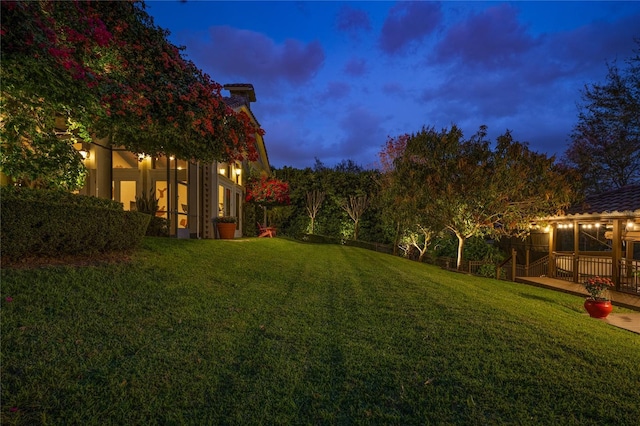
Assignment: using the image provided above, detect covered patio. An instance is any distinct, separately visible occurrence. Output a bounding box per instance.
[509,185,640,296]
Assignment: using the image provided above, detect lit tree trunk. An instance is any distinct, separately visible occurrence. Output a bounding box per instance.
[455,230,465,270]
[305,190,325,234]
[409,224,434,262]
[341,194,369,240]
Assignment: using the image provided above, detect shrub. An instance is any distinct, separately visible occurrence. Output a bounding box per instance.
[476,264,507,279]
[145,216,169,237]
[0,186,150,260]
[134,189,167,237]
[2,186,123,210]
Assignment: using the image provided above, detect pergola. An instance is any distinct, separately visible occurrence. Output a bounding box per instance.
[542,185,640,293]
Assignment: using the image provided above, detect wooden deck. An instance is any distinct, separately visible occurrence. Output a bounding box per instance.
[516,276,640,334]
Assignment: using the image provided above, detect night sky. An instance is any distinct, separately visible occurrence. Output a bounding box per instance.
[146,1,640,169]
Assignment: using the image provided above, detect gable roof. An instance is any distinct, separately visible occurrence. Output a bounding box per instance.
[566,184,640,216]
[223,96,261,127]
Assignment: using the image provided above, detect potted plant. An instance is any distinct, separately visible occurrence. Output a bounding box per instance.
[213,216,237,239]
[582,276,614,318]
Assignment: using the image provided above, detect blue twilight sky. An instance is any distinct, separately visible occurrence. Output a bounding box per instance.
[146,1,640,169]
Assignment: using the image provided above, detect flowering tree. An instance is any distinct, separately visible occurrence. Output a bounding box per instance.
[1,0,261,190]
[245,175,291,206]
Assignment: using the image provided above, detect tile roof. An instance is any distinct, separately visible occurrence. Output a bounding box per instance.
[223,96,247,109]
[567,184,640,215]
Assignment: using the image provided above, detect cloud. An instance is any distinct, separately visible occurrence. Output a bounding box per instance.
[434,4,538,68]
[187,25,325,87]
[544,13,640,74]
[336,5,371,33]
[265,119,326,168]
[336,106,387,165]
[319,81,351,102]
[379,2,442,55]
[382,82,405,96]
[343,57,368,77]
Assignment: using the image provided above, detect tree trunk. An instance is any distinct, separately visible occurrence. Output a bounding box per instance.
[456,233,465,270]
[393,222,401,255]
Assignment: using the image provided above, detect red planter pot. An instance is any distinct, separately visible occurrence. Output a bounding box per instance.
[216,223,236,239]
[584,299,613,319]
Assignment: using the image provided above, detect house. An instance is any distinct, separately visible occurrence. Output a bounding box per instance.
[528,185,640,293]
[75,83,270,239]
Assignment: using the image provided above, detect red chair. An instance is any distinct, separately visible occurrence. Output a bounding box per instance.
[257,222,276,238]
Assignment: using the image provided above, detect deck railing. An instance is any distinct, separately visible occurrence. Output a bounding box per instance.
[552,252,613,281]
[513,255,547,278]
[619,258,640,294]
[433,251,639,295]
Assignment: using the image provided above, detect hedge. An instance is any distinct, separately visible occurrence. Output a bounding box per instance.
[297,233,394,254]
[1,187,150,260]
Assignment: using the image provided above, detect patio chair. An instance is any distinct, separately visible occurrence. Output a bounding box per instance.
[257,222,276,238]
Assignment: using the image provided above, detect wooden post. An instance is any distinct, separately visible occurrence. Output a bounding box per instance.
[573,220,580,283]
[548,224,556,277]
[612,219,622,290]
[525,249,530,277]
[511,248,517,281]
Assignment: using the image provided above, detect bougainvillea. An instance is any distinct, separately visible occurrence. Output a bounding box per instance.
[245,175,291,206]
[1,0,261,189]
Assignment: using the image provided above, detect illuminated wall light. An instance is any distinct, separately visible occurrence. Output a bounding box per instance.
[235,168,241,176]
[595,223,600,228]
[169,155,175,161]
[79,149,90,159]
[219,168,225,175]
[569,223,574,228]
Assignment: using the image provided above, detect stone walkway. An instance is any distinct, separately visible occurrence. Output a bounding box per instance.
[516,276,640,335]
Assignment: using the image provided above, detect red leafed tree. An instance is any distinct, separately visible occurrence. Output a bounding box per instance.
[378,133,410,173]
[245,176,291,206]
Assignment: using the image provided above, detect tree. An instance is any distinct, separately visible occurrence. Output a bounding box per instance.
[340,194,369,240]
[388,125,574,269]
[0,1,261,190]
[391,125,493,269]
[378,133,413,254]
[399,224,435,262]
[305,190,325,234]
[563,40,640,195]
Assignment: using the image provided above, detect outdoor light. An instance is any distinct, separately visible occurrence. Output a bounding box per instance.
[219,168,226,175]
[235,168,241,176]
[79,149,90,159]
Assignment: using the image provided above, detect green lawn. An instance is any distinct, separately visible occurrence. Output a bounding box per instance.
[2,237,639,425]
